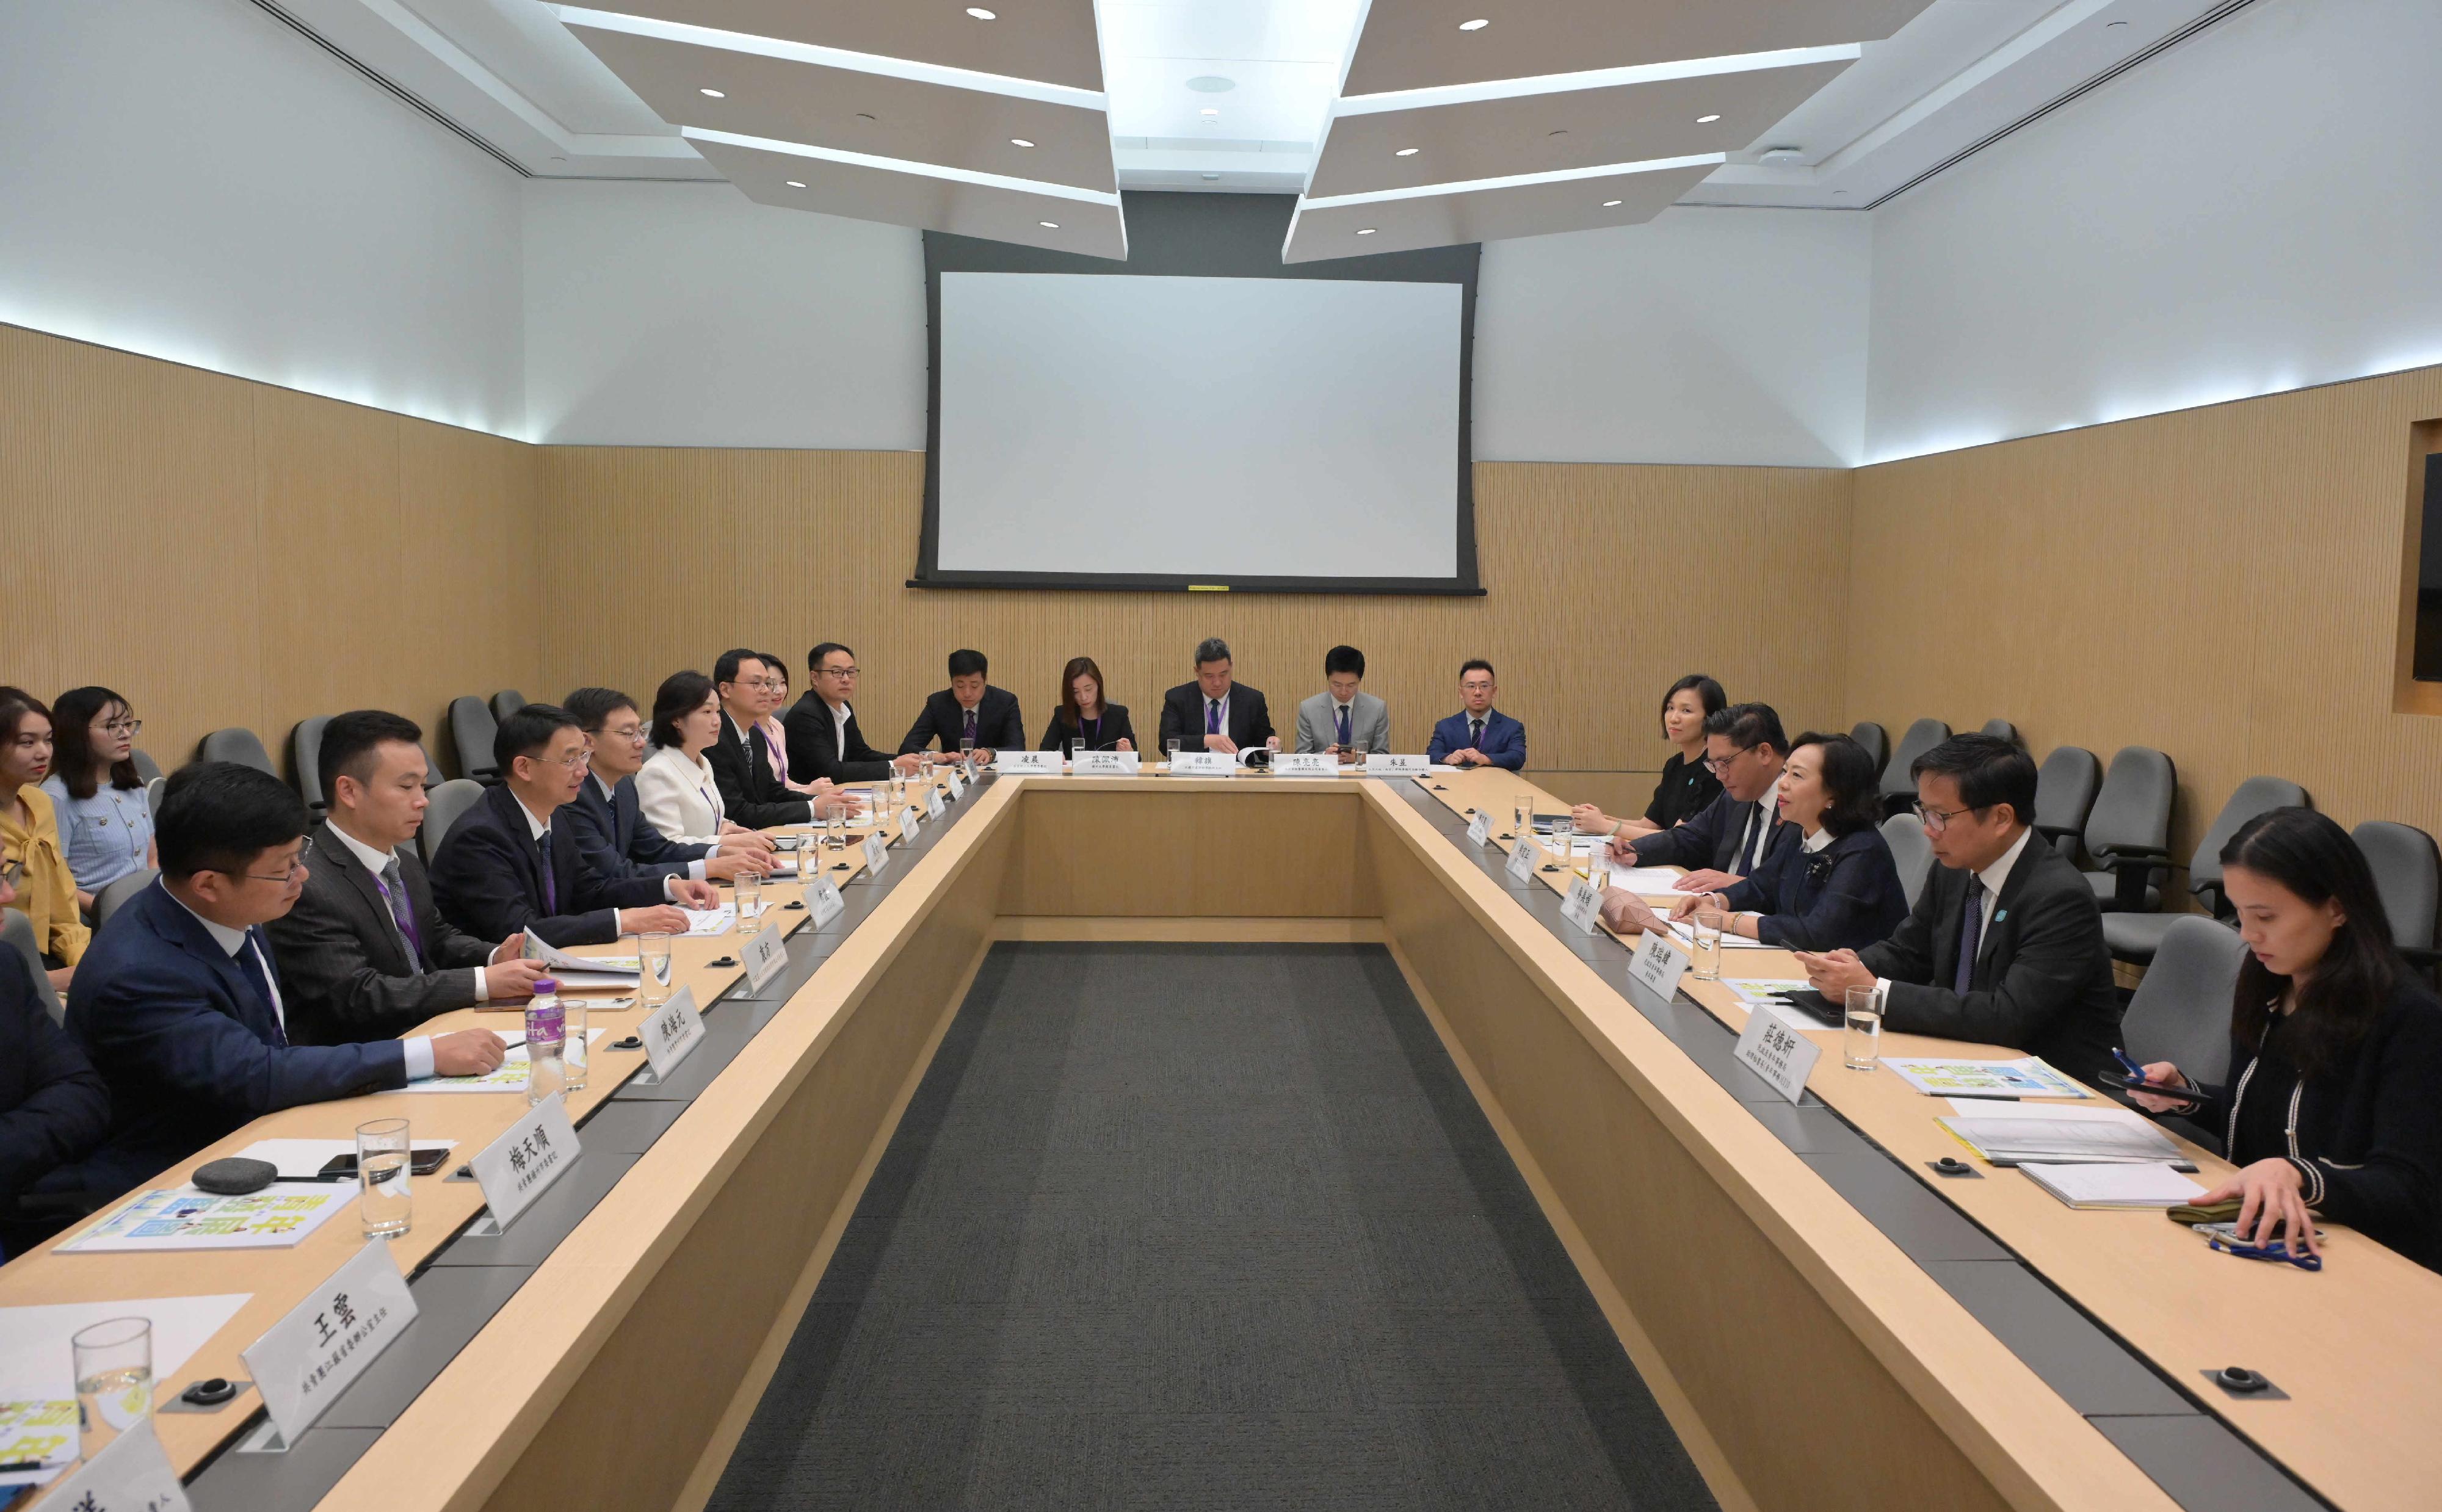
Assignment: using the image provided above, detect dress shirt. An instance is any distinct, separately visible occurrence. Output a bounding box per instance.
[591,775,706,881]
[327,819,490,999]
[168,891,435,1080]
[40,777,154,893]
[832,701,850,759]
[1875,826,2032,1008]
[1733,777,1784,875]
[517,790,684,902]
[1205,692,1230,737]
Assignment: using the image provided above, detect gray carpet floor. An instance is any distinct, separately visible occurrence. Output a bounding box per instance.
[706,942,1718,1511]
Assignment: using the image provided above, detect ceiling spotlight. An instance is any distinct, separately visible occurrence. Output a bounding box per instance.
[1038,220,1059,228]
[1458,18,1488,31]
[1394,146,1418,157]
[1186,75,1236,93]
[1759,146,1805,163]
[1696,114,1721,123]
[1009,137,1035,148]
[1602,199,1621,207]
[785,179,806,188]
[699,87,725,98]
[1356,227,1377,235]
[966,7,996,18]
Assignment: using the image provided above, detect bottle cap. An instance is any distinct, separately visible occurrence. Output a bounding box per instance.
[532,977,559,993]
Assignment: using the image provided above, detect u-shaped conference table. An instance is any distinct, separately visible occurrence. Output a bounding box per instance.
[5,763,2437,1512]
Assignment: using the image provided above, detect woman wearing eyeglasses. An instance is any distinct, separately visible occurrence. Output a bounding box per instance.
[0,687,89,989]
[2127,808,2442,1270]
[40,686,156,905]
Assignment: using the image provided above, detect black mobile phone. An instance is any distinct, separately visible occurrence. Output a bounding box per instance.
[317,1147,451,1181]
[2100,1069,2200,1104]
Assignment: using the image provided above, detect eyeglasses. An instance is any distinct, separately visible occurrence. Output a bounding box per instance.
[818,665,860,679]
[212,835,314,884]
[596,724,648,745]
[542,748,592,770]
[103,718,143,737]
[1911,801,1981,834]
[1701,745,1753,774]
[732,677,781,691]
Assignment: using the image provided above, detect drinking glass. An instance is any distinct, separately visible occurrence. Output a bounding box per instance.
[356,1116,411,1239]
[563,1000,590,1093]
[827,805,847,853]
[1512,794,1532,842]
[736,868,761,919]
[1843,986,1883,1071]
[1165,737,1181,767]
[637,931,674,1007]
[961,737,976,768]
[1069,739,1084,765]
[1690,910,1725,982]
[73,1317,150,1458]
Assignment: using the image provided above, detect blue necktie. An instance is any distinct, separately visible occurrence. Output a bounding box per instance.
[1470,716,1484,750]
[236,932,285,1044]
[1954,877,1985,994]
[538,828,560,914]
[1336,705,1350,747]
[1206,700,1221,736]
[963,707,977,745]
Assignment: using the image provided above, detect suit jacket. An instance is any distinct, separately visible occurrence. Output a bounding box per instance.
[570,772,712,883]
[1722,827,1910,953]
[1040,704,1136,751]
[1426,709,1526,770]
[709,711,811,828]
[1629,787,1795,877]
[1857,830,2121,1082]
[784,694,893,786]
[428,783,668,948]
[66,880,406,1196]
[266,820,496,1046]
[0,949,108,1205]
[1294,692,1391,754]
[900,686,1026,754]
[1157,682,1274,752]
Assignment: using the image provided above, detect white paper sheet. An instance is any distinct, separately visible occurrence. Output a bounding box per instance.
[1606,867,1690,894]
[2020,1163,2205,1209]
[408,1029,609,1093]
[681,904,736,937]
[1944,1099,2147,1127]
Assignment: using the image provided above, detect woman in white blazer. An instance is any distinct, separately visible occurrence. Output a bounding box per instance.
[636,671,728,845]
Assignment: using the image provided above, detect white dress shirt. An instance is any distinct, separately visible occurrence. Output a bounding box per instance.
[591,775,706,881]
[328,819,488,1000]
[1875,825,2034,1007]
[635,746,726,846]
[830,700,852,759]
[170,889,435,1080]
[518,789,686,904]
[1733,776,1784,875]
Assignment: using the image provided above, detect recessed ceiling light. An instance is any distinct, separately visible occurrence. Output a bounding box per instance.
[1394,146,1418,157]
[1458,18,1489,31]
[699,87,725,98]
[1602,199,1621,206]
[1200,107,1219,116]
[1010,137,1035,148]
[1759,146,1804,163]
[1038,220,1059,228]
[966,7,996,18]
[1696,114,1721,123]
[1186,75,1236,93]
[1356,227,1377,235]
[785,179,806,188]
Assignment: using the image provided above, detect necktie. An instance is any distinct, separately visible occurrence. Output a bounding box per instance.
[963,707,977,744]
[235,932,284,1041]
[1469,716,1484,749]
[1336,704,1351,747]
[1207,699,1221,735]
[1954,877,1986,994]
[538,827,560,914]
[375,858,425,967]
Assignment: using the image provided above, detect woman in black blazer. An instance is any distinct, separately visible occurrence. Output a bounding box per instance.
[1571,673,1724,839]
[1672,732,1905,952]
[1038,656,1135,753]
[2131,808,2442,1270]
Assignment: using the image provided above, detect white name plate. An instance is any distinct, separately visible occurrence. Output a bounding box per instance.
[39,1419,189,1512]
[1465,809,1493,847]
[742,924,788,994]
[242,1237,418,1441]
[1505,837,1538,883]
[1628,928,1689,1000]
[467,1093,581,1231]
[1271,753,1336,776]
[1073,750,1141,775]
[995,750,1062,775]
[1734,1004,1822,1104]
[1365,753,1432,777]
[1560,877,1604,935]
[861,832,890,878]
[947,770,966,798]
[806,876,844,926]
[926,785,946,819]
[897,805,922,842]
[1170,751,1234,776]
[640,984,705,1077]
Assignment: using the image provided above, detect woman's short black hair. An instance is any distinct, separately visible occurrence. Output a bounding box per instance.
[650,672,718,750]
[1658,674,1726,738]
[1788,732,1881,837]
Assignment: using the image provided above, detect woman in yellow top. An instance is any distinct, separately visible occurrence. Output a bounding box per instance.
[0,687,89,989]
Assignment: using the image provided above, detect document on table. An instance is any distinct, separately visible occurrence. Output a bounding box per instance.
[1937,1115,2182,1165]
[55,1187,351,1253]
[1606,867,1689,894]
[2020,1163,2206,1209]
[521,933,641,988]
[233,1138,457,1180]
[0,1293,252,1485]
[1882,1055,2090,1099]
[410,1029,609,1093]
[682,903,737,937]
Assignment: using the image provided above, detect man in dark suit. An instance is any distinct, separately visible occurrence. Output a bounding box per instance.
[1606,703,1797,919]
[67,764,506,1196]
[266,711,549,1047]
[709,649,813,828]
[785,642,922,787]
[1,864,109,1254]
[429,704,708,947]
[563,687,778,885]
[899,649,1026,761]
[1798,734,2121,1080]
[1156,637,1277,759]
[1424,659,1527,772]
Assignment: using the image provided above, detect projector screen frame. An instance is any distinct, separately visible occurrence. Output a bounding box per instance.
[912,192,1483,597]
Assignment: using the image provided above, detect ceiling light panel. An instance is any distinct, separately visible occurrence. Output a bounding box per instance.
[689,132,1127,258]
[1310,56,1847,198]
[1341,0,1936,95]
[584,0,1104,90]
[1283,154,1720,262]
[568,23,1116,191]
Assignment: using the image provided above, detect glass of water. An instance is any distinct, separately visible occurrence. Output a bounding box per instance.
[1069,738,1084,765]
[1690,910,1726,981]
[637,931,674,1007]
[960,737,976,768]
[1512,794,1532,842]
[563,1000,589,1093]
[736,867,761,919]
[1165,737,1181,767]
[355,1116,412,1239]
[72,1317,151,1458]
[1843,986,1883,1071]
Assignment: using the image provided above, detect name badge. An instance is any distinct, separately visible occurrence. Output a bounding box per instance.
[241,1237,418,1441]
[37,1419,189,1512]
[466,1093,581,1231]
[806,876,844,926]
[1271,752,1335,776]
[1628,928,1689,1000]
[1465,809,1493,847]
[926,785,946,819]
[947,771,966,798]
[640,984,705,1077]
[898,805,922,842]
[995,751,1061,775]
[1734,1003,1821,1104]
[1172,751,1233,776]
[1366,753,1431,777]
[861,831,891,878]
[742,924,788,994]
[1560,877,1604,935]
[1073,750,1140,775]
[1504,839,1538,883]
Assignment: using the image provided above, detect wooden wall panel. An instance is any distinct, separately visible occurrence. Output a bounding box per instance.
[1849,364,2442,879]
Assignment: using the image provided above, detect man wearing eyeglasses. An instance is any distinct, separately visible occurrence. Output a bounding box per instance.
[65,763,510,1196]
[784,642,924,786]
[1795,734,2120,1081]
[1603,704,1795,932]
[708,649,817,829]
[561,687,778,885]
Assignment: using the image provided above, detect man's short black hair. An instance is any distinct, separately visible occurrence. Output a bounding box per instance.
[713,648,763,687]
[1703,701,1786,756]
[947,649,988,679]
[495,703,581,772]
[1324,645,1365,679]
[158,762,310,880]
[1911,733,2038,827]
[1194,637,1231,668]
[319,710,424,801]
[1459,658,1495,680]
[808,642,853,672]
[562,687,638,732]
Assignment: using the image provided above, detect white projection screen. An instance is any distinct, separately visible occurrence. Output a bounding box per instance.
[915,194,1481,595]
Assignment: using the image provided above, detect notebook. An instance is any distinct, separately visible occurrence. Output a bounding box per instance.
[2020,1162,2206,1210]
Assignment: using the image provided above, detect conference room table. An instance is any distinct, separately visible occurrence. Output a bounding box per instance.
[3,759,2435,1512]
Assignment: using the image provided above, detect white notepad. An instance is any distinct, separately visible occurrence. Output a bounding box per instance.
[2020,1163,2205,1209]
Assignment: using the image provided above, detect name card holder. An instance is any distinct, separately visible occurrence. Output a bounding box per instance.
[1170,751,1234,776]
[995,750,1062,775]
[1465,809,1493,847]
[925,785,946,819]
[1734,1003,1821,1104]
[741,924,788,994]
[947,771,966,798]
[1560,877,1604,935]
[1628,928,1689,1000]
[1365,753,1432,777]
[1270,752,1336,776]
[462,1094,581,1234]
[1504,839,1538,883]
[241,1239,419,1446]
[1073,750,1141,775]
[639,985,705,1078]
[861,832,891,878]
[806,876,844,926]
[42,1419,190,1505]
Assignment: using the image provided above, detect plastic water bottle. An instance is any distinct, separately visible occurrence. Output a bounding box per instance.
[524,979,565,1106]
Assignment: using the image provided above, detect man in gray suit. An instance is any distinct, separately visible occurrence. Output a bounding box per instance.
[1294,645,1391,762]
[266,711,549,1046]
